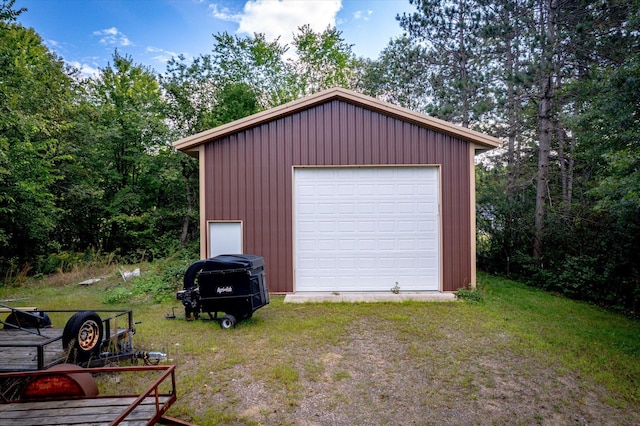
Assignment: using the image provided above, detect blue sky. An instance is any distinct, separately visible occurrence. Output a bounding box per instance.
[16,0,416,77]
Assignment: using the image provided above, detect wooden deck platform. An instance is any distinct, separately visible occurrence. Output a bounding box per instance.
[0,328,65,372]
[0,395,172,425]
[0,365,192,426]
[0,327,132,372]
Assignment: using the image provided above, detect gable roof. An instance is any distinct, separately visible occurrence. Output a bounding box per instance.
[172,87,501,154]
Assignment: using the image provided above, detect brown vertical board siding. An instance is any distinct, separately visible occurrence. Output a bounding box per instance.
[283,115,294,289]
[204,99,472,293]
[354,104,363,163]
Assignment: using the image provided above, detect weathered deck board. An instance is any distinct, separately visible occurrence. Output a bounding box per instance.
[0,395,171,425]
[0,328,131,371]
[0,328,64,371]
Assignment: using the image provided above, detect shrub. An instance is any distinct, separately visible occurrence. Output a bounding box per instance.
[103,246,198,305]
[454,287,484,303]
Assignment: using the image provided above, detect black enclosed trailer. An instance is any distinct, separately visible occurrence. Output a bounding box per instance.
[177,254,269,328]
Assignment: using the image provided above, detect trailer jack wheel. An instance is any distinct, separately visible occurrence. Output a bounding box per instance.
[219,314,236,329]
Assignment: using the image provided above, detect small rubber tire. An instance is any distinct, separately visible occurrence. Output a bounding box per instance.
[219,314,236,330]
[62,311,104,362]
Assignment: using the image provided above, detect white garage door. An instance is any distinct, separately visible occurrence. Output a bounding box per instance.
[294,167,440,292]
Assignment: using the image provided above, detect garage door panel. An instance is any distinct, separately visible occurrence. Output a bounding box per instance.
[297,203,316,214]
[397,220,416,232]
[378,203,395,214]
[337,221,355,232]
[294,167,440,292]
[317,203,336,214]
[315,221,335,232]
[357,202,375,214]
[358,184,375,195]
[398,239,416,250]
[337,238,357,250]
[358,221,376,232]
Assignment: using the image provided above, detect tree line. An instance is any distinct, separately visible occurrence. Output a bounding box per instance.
[1,0,638,312]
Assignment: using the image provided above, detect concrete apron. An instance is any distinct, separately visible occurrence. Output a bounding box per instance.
[283,292,456,303]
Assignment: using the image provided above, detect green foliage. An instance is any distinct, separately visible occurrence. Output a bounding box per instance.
[454,287,484,303]
[0,18,75,269]
[361,37,431,111]
[212,83,259,126]
[457,1,640,313]
[396,0,489,126]
[103,286,133,304]
[521,56,640,312]
[103,247,197,304]
[291,24,360,96]
[0,0,25,22]
[77,51,178,261]
[575,55,640,214]
[35,250,103,275]
[208,31,294,109]
[0,9,368,281]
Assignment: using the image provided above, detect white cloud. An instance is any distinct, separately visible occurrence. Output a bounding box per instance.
[354,9,372,21]
[46,39,61,48]
[68,60,101,79]
[212,0,342,46]
[93,27,133,47]
[209,3,242,22]
[146,46,182,64]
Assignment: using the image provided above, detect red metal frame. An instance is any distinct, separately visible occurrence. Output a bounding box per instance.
[0,365,195,425]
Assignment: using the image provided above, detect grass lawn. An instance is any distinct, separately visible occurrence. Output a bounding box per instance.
[1,269,639,425]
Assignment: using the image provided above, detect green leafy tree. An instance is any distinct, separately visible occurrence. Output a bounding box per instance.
[207,32,294,109]
[360,37,431,112]
[472,0,640,309]
[163,55,261,246]
[0,7,75,268]
[163,54,220,136]
[523,0,640,260]
[568,56,640,308]
[479,0,533,196]
[290,25,360,96]
[85,51,170,257]
[398,0,489,127]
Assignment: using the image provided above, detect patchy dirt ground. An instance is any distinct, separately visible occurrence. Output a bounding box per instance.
[172,311,639,426]
[3,269,636,425]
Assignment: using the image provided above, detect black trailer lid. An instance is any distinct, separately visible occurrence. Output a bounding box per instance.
[202,254,264,271]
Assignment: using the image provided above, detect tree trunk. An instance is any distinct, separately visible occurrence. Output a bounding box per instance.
[533,0,558,261]
[534,92,552,260]
[459,0,470,128]
[505,36,517,197]
[179,161,196,246]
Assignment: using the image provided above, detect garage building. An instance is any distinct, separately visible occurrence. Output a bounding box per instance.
[173,88,500,294]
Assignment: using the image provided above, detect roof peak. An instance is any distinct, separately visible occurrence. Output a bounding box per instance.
[173,87,501,153]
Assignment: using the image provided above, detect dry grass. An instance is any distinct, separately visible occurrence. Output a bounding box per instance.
[1,270,639,425]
